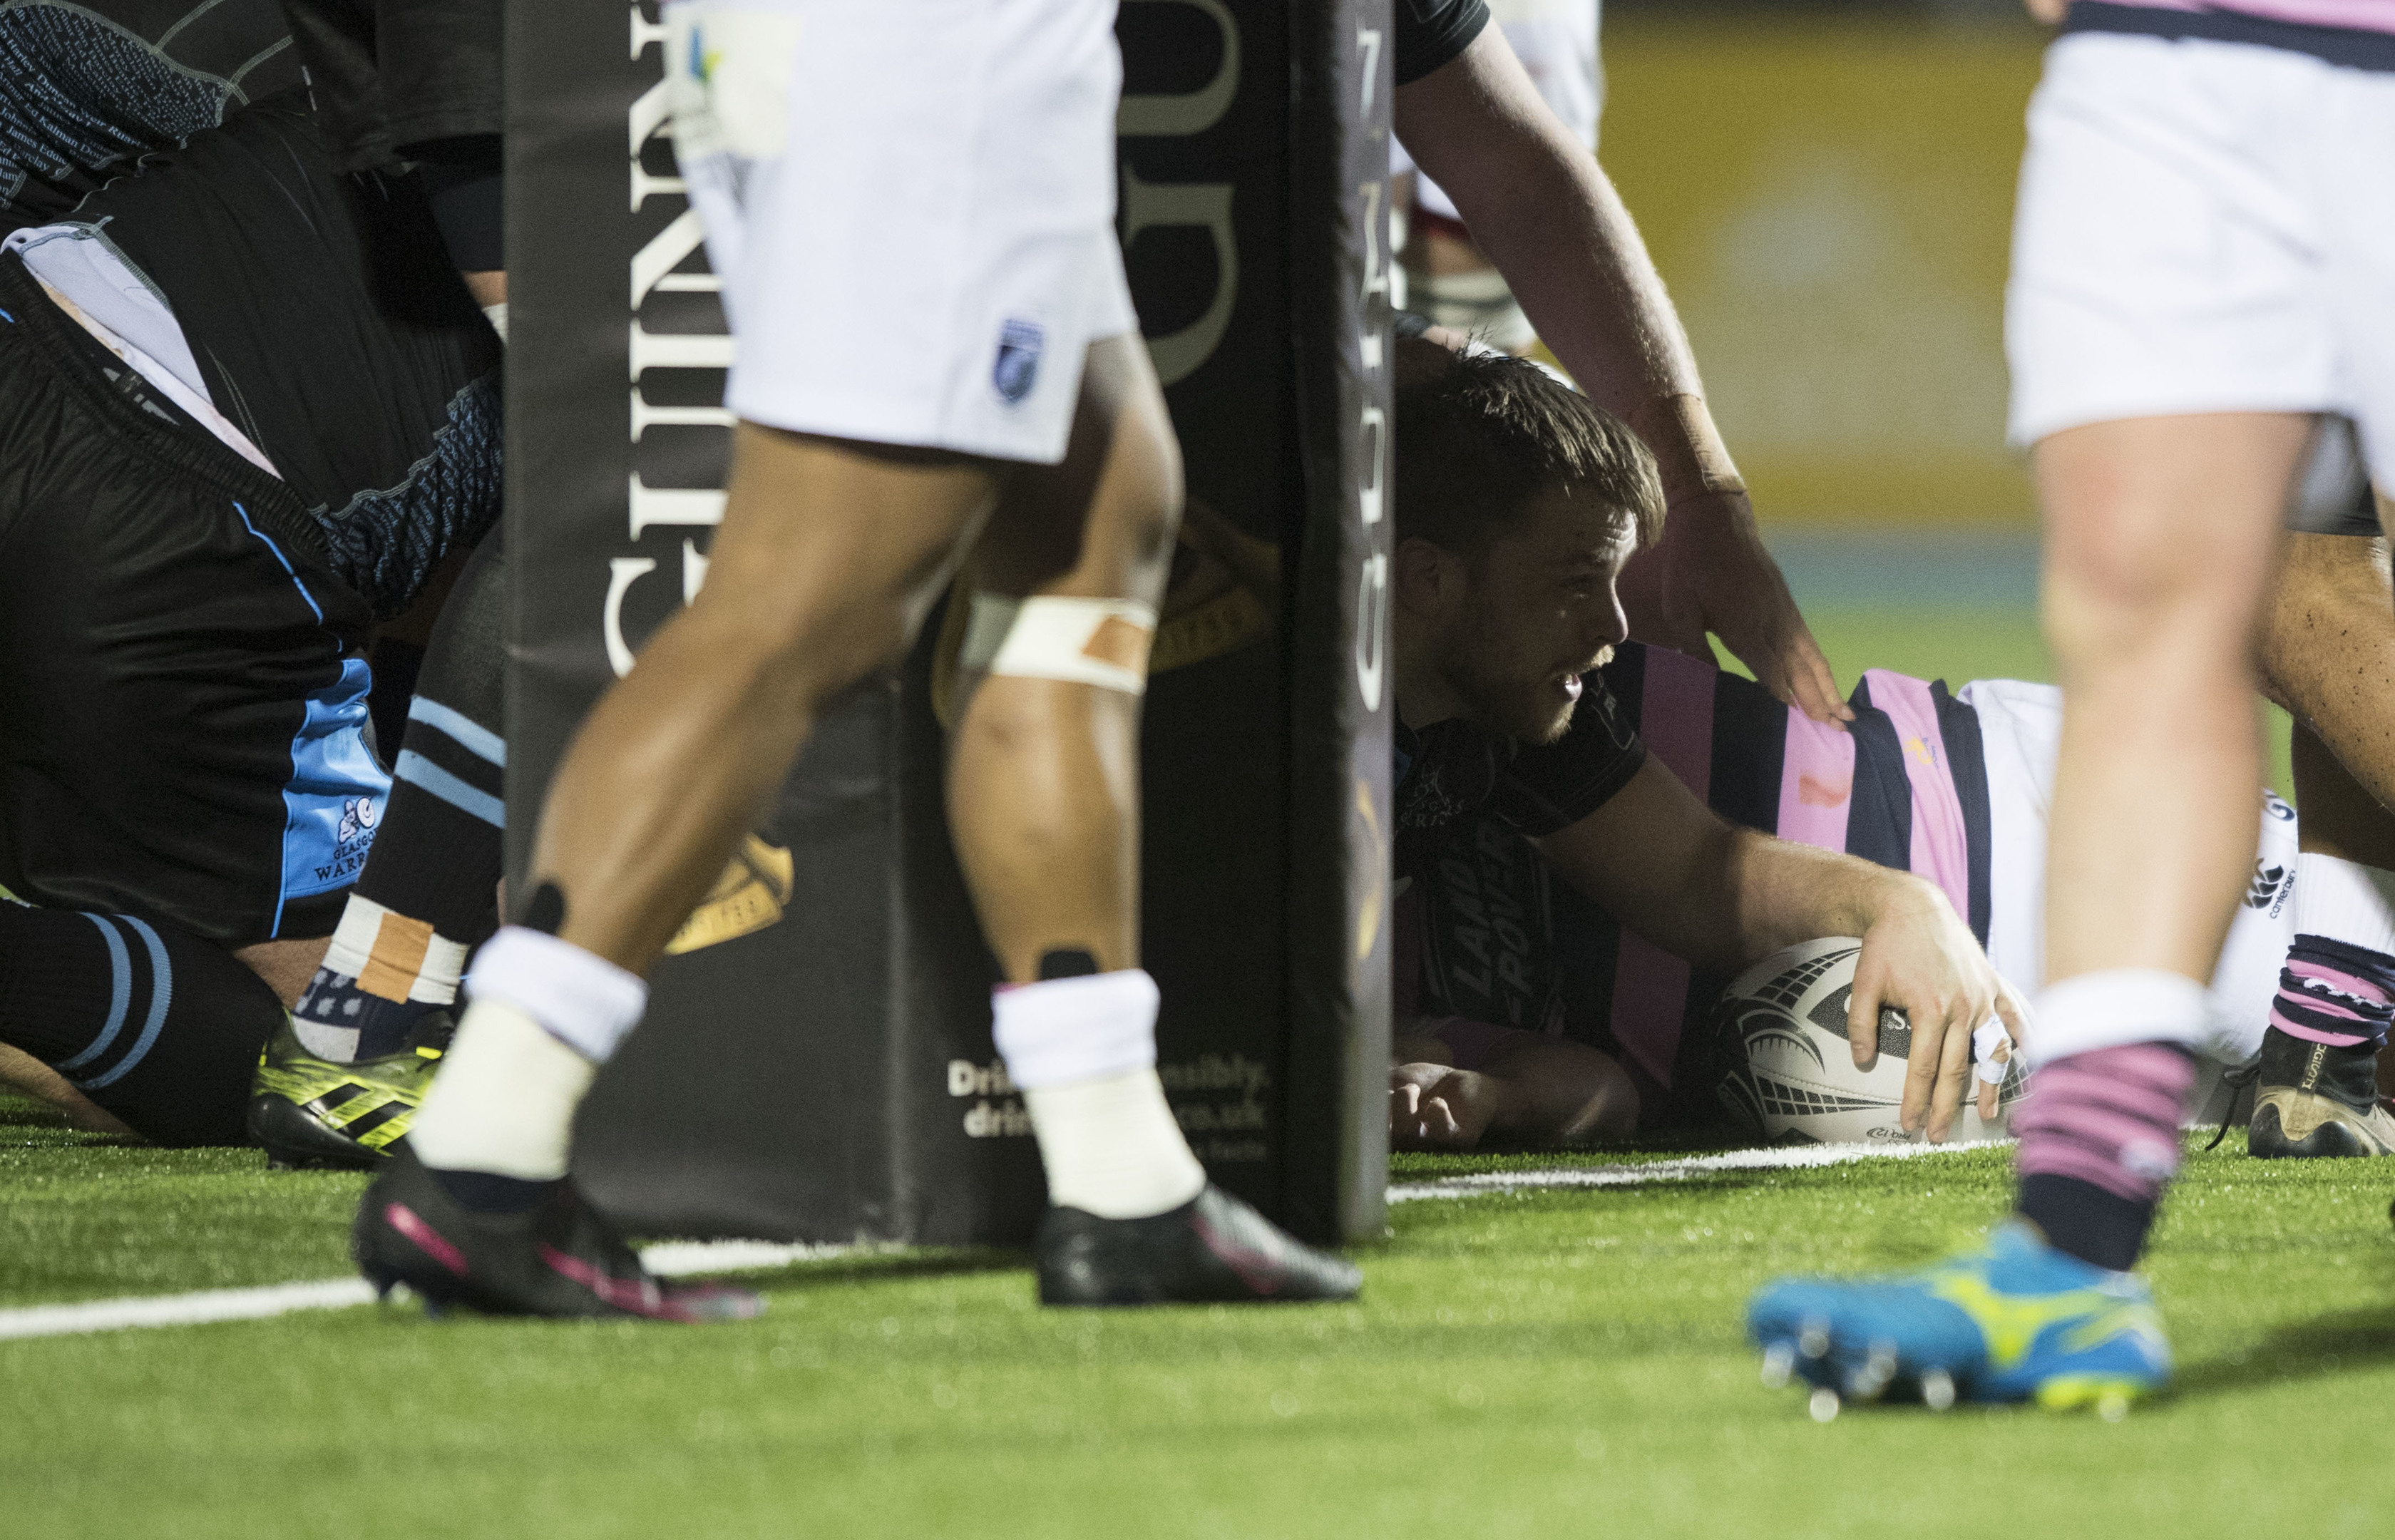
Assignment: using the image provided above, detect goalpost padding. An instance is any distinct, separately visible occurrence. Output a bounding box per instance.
[503,0,1392,1246]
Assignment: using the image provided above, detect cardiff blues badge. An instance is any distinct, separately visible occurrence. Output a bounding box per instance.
[993,319,1044,405]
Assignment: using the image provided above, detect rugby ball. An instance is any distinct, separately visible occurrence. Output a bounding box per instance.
[1711,938,2025,1145]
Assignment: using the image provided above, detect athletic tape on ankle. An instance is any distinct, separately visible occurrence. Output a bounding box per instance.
[463,925,648,1064]
[323,896,469,1005]
[991,968,1161,1089]
[2025,969,2209,1069]
[961,595,1157,695]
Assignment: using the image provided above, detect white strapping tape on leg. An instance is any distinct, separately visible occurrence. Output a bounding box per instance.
[964,595,1157,695]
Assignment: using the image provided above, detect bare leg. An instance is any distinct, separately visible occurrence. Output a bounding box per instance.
[2251,534,2395,1154]
[0,1044,131,1135]
[234,937,332,1009]
[948,336,1181,981]
[531,433,1000,969]
[2003,413,2311,1268]
[404,433,1000,1198]
[2261,533,2395,816]
[2040,414,2312,984]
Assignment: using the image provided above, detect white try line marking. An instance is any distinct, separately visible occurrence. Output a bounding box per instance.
[0,1238,856,1343]
[1,1141,2004,1342]
[1386,1137,2007,1203]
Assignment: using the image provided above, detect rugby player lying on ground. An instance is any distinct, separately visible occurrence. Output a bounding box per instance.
[1384,346,2395,1155]
[1377,342,2026,1154]
[0,1,502,1143]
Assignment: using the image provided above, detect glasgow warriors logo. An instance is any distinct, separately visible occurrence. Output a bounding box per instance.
[993,319,1044,404]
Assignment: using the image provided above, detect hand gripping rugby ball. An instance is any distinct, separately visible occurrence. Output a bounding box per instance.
[1711,937,2024,1145]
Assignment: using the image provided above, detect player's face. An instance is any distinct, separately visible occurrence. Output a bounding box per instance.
[1444,482,1635,745]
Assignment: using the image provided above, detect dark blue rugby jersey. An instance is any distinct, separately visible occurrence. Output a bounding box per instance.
[1399,642,1995,1130]
[1,1,302,228]
[1396,0,1492,85]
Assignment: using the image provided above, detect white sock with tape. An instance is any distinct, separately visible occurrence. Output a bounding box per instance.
[407,1000,594,1180]
[2026,968,2210,1069]
[406,927,647,1179]
[993,969,1205,1219]
[2294,853,2395,955]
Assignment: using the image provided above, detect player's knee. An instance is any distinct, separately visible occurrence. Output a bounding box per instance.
[2043,543,2252,672]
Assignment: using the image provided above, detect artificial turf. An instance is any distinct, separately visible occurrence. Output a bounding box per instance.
[5,1085,2393,1540]
[0,579,2347,1534]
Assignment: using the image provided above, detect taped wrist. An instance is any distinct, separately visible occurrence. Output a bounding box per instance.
[1631,392,1746,498]
[961,595,1157,695]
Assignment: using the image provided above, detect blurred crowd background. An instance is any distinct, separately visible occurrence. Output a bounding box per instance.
[1596,1,2200,759]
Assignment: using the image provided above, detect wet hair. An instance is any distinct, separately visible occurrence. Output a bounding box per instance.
[1393,339,1664,560]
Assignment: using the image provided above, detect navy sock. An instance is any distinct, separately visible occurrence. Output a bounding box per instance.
[0,902,282,1145]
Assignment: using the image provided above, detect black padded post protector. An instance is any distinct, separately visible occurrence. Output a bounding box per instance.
[505,0,1391,1245]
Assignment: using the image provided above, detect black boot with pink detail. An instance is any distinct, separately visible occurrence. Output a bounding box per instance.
[1036,1185,1363,1307]
[352,1144,763,1321]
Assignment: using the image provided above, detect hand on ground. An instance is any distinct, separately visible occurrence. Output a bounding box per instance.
[1388,1064,1501,1151]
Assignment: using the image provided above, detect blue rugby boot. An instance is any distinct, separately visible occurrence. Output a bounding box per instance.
[1746,1221,2170,1415]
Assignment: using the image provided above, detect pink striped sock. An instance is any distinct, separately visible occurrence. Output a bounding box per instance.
[2270,937,2395,1049]
[2013,1042,2197,1206]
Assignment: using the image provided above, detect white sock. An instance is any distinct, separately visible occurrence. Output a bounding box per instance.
[993,969,1205,1219]
[481,302,508,344]
[405,926,647,1178]
[2293,853,2395,955]
[407,999,594,1179]
[322,895,472,1005]
[2028,969,2210,1069]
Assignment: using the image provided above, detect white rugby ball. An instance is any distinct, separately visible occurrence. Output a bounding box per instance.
[1711,937,2024,1145]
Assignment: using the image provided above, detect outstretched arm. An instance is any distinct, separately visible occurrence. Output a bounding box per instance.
[1537,757,2024,1138]
[1389,1023,1638,1151]
[1394,29,1847,723]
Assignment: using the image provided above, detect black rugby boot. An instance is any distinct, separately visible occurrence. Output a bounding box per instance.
[354,1143,763,1320]
[1037,1184,1364,1306]
[2247,1026,2395,1159]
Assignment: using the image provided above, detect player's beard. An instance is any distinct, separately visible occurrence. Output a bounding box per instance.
[1443,600,1578,747]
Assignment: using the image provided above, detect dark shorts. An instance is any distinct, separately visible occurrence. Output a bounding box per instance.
[0,258,386,948]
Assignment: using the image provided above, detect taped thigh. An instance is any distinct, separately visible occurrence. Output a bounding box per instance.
[960,595,1156,694]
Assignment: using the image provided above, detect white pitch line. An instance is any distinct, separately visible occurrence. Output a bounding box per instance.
[0,1278,376,1342]
[1387,1137,2008,1203]
[0,1238,858,1343]
[3,1144,2005,1341]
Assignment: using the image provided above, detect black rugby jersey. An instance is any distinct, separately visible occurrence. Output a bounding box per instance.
[1393,669,1646,880]
[1396,0,1492,86]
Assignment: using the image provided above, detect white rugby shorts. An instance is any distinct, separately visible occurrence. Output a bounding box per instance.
[2007,32,2395,488]
[664,0,1139,465]
[1961,676,2295,1066]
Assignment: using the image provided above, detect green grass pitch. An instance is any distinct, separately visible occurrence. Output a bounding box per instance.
[5,1097,2394,1540]
[0,591,2359,1536]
